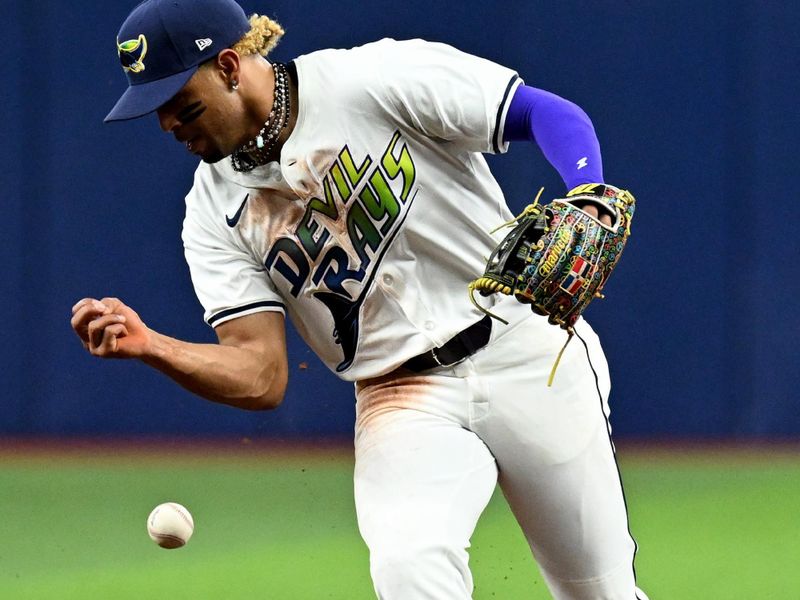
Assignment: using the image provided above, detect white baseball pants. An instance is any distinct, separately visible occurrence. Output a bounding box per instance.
[354,301,646,599]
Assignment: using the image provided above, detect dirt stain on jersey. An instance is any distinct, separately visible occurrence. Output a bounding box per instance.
[245,189,305,242]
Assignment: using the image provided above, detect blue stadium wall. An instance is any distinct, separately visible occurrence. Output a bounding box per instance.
[1,1,796,438]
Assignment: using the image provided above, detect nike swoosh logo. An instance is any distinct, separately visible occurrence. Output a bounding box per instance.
[225,194,249,228]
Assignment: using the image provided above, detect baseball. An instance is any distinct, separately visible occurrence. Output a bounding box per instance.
[147,502,194,549]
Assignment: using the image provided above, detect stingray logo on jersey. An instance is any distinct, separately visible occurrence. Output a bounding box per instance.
[117,34,148,73]
[264,131,418,372]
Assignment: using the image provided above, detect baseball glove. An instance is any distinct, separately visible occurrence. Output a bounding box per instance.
[469,183,635,381]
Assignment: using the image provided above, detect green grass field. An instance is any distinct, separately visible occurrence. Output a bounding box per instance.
[1,442,798,599]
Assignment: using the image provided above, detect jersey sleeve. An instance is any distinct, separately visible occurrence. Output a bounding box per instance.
[182,168,285,328]
[373,39,522,154]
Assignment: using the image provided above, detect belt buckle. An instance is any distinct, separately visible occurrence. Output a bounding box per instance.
[430,347,463,369]
[430,347,445,368]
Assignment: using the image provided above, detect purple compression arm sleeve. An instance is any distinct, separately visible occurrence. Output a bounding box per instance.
[503,85,603,189]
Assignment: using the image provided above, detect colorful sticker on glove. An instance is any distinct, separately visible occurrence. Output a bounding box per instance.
[560,256,590,295]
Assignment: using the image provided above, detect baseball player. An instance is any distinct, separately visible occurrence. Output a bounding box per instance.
[71,0,648,598]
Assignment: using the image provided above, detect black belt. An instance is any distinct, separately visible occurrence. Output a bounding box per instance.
[403,316,493,372]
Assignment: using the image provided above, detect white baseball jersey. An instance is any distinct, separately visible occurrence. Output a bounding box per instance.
[182,38,522,380]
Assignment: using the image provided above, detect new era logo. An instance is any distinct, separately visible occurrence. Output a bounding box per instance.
[195,38,213,51]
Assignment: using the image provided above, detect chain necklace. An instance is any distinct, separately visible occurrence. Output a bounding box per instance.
[231,62,290,172]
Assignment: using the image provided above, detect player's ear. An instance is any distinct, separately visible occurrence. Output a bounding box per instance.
[213,49,241,89]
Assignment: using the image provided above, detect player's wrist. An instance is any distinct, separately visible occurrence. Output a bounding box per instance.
[139,329,171,363]
[565,183,635,204]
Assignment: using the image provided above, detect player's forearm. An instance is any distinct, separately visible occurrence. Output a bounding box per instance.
[141,331,286,411]
[503,85,604,190]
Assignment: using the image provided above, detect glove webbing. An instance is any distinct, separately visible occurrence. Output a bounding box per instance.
[467,187,572,387]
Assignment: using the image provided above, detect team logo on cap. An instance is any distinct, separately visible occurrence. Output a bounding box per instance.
[117,34,148,73]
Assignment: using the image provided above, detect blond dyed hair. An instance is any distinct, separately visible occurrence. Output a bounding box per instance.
[232,14,284,56]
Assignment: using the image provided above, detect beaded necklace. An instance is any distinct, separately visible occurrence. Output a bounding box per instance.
[231,62,290,172]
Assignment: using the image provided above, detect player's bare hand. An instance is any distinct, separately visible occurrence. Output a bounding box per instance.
[71,297,153,358]
[571,201,613,227]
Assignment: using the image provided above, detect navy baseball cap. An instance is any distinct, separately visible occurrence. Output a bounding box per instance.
[105,0,251,122]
